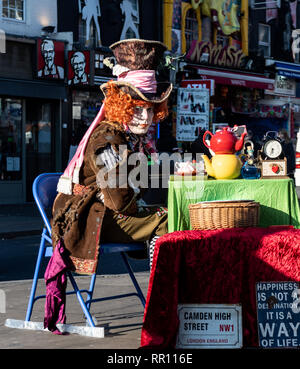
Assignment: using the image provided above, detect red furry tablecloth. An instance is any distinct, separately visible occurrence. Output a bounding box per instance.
[140,226,300,348]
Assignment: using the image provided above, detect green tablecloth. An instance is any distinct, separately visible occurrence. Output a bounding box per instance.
[168,176,300,232]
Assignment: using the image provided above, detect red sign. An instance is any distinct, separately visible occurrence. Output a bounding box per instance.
[191,67,275,91]
[181,79,215,96]
[37,39,65,80]
[68,51,90,86]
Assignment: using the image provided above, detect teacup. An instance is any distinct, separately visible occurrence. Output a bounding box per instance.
[175,161,195,175]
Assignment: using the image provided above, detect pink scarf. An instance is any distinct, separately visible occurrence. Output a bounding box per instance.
[118,70,157,94]
[57,105,105,194]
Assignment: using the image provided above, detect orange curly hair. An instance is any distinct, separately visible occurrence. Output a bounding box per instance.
[103,81,169,124]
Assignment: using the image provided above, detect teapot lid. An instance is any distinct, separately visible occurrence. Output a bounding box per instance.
[217,126,231,133]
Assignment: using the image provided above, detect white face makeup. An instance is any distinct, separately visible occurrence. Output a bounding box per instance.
[128,105,154,135]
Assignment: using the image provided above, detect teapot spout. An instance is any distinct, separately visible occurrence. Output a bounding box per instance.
[202,154,215,177]
[235,132,247,152]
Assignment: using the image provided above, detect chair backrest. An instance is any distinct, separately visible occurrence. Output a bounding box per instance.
[32,173,62,236]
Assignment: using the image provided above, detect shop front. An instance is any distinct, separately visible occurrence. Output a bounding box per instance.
[0,36,67,204]
[264,61,300,139]
[0,38,67,203]
[0,85,66,203]
[177,63,276,154]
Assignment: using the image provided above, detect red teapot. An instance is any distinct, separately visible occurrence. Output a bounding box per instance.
[203,126,247,154]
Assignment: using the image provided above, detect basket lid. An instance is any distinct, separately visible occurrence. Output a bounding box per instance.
[189,199,260,209]
[194,199,255,204]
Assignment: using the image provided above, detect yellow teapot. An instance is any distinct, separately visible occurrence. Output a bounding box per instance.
[202,154,242,179]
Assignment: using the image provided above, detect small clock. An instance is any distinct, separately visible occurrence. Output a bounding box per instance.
[261,131,284,160]
[263,139,283,159]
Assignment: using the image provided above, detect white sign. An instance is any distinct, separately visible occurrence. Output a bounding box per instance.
[176,304,243,349]
[181,79,215,96]
[272,75,296,97]
[176,88,209,142]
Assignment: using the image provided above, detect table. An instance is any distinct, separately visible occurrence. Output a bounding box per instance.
[140,227,300,348]
[168,177,300,232]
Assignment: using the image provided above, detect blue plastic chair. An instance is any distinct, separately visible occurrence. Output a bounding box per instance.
[25,173,146,329]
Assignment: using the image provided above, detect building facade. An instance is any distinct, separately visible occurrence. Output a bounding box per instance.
[0,0,164,204]
[163,0,300,149]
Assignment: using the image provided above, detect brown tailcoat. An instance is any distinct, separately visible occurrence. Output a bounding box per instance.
[51,121,137,275]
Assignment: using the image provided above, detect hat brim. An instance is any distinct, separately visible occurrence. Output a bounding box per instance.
[100,81,173,104]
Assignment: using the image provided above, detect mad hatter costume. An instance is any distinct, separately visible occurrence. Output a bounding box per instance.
[45,39,172,332]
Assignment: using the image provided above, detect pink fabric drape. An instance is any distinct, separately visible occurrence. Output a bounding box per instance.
[141,226,300,348]
[44,241,74,334]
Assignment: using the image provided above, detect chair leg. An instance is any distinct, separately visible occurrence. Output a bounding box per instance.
[67,271,96,327]
[120,252,146,307]
[25,229,47,322]
[85,273,97,311]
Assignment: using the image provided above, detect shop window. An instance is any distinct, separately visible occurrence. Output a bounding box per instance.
[216,31,230,48]
[201,16,211,42]
[1,0,24,21]
[185,8,199,52]
[71,90,102,145]
[25,100,56,201]
[258,23,271,57]
[0,97,22,181]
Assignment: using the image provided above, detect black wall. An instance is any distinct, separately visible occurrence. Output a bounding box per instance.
[57,0,164,48]
[139,0,163,41]
[100,0,123,46]
[57,0,80,41]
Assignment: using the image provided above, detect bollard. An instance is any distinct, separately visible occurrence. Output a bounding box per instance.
[0,29,5,53]
[0,289,6,314]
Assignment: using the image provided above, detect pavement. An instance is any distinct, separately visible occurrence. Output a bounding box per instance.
[0,187,299,353]
[0,203,150,351]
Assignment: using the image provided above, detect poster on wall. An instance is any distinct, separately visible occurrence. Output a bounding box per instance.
[176,88,209,142]
[37,38,65,80]
[68,51,91,86]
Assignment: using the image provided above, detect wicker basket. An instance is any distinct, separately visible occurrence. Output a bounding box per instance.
[188,200,260,230]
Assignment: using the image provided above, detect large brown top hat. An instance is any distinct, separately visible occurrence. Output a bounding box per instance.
[100,38,172,104]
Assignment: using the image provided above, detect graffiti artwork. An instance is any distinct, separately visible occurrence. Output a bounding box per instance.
[187,40,245,68]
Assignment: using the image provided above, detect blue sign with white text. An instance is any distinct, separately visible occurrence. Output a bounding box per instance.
[256,281,300,348]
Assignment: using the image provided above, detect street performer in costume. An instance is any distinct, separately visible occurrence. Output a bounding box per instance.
[45,39,172,332]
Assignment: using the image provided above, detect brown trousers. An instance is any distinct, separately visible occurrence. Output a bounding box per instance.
[101,207,168,243]
[100,207,168,259]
